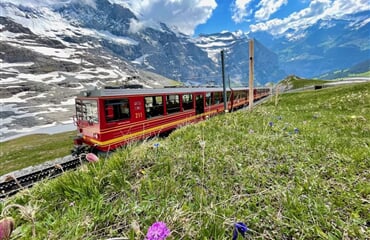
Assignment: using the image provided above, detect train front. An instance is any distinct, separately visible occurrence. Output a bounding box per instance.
[72,90,100,156]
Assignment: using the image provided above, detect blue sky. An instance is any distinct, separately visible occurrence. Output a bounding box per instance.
[194,0,368,36]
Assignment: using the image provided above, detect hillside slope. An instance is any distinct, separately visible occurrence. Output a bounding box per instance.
[319,59,370,79]
[2,82,369,239]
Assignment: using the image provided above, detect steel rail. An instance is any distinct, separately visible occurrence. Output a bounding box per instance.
[0,157,81,199]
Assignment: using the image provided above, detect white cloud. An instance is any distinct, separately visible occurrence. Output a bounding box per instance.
[231,0,253,23]
[231,0,288,23]
[128,18,145,34]
[250,0,370,35]
[255,0,288,21]
[110,0,217,35]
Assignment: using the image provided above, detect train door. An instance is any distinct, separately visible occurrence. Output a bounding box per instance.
[195,94,204,115]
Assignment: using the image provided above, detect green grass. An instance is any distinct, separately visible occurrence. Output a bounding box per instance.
[0,132,76,176]
[1,83,369,239]
[279,75,330,89]
[349,71,370,77]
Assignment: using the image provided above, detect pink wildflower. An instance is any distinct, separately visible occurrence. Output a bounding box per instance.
[86,153,99,163]
[0,217,15,240]
[145,222,170,240]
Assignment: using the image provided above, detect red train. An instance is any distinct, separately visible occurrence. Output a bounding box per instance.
[72,86,270,155]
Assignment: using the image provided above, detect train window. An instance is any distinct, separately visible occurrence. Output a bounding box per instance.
[76,100,99,123]
[234,91,246,100]
[227,92,232,101]
[182,94,193,110]
[166,95,180,114]
[145,96,164,119]
[206,92,212,106]
[234,91,240,100]
[213,92,223,104]
[241,91,247,99]
[105,99,130,122]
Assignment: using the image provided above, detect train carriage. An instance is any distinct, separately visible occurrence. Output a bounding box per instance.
[72,86,270,155]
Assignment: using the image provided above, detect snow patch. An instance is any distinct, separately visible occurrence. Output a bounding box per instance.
[0,92,28,103]
[93,30,138,45]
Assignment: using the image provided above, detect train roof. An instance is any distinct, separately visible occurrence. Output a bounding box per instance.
[78,86,268,98]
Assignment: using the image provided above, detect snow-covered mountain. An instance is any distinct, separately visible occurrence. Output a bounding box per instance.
[250,10,370,77]
[194,31,286,86]
[0,0,185,140]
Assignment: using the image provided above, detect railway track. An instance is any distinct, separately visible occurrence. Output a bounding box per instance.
[0,156,82,199]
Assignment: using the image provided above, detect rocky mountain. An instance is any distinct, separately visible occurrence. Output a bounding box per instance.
[1,0,287,86]
[0,1,182,140]
[55,0,218,82]
[250,10,370,77]
[194,31,286,86]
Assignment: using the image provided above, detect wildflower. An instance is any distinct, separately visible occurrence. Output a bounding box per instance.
[86,153,99,163]
[249,129,254,134]
[153,143,160,148]
[268,121,273,127]
[69,201,75,207]
[131,220,141,235]
[0,217,15,240]
[294,128,299,134]
[145,222,170,240]
[199,140,206,149]
[232,222,248,240]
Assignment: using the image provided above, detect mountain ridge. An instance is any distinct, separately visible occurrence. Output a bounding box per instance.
[248,10,370,77]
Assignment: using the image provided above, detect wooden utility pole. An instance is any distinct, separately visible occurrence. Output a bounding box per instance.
[275,84,280,106]
[221,50,227,112]
[249,39,254,111]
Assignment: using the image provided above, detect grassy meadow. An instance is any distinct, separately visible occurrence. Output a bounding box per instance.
[1,82,369,239]
[0,132,76,176]
[279,75,330,89]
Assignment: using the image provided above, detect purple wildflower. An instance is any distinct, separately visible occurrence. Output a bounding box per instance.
[269,121,273,127]
[153,143,160,148]
[145,222,170,240]
[294,128,299,134]
[232,222,248,240]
